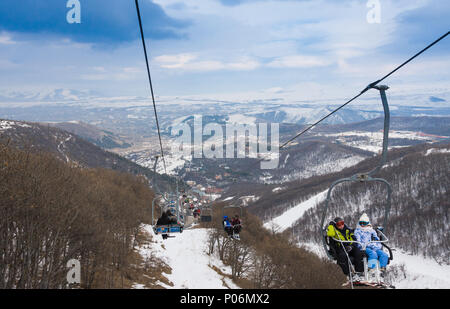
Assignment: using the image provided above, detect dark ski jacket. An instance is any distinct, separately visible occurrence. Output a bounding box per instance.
[231,218,241,226]
[327,222,355,250]
[157,210,178,225]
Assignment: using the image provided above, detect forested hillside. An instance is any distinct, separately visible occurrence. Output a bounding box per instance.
[0,143,156,288]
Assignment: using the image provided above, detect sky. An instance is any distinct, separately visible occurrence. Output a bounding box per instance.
[0,0,449,104]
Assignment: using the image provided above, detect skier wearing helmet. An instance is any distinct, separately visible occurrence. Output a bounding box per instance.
[354,213,389,276]
[327,217,364,281]
[223,216,233,237]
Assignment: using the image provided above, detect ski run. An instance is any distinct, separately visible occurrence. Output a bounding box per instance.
[136,225,240,289]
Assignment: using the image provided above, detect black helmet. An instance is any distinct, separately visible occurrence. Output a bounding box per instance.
[334,217,344,224]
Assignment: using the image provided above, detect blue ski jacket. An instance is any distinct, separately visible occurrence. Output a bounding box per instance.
[354,226,382,250]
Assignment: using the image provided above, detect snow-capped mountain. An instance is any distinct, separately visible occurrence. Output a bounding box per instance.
[0,88,97,103]
[0,118,177,192]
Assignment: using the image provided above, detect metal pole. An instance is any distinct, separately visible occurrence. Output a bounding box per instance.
[368,85,390,177]
[152,198,156,226]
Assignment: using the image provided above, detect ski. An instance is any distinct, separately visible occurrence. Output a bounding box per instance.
[373,282,396,289]
[342,280,383,288]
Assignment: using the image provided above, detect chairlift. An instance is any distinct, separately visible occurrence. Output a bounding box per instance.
[319,85,394,288]
[150,156,184,239]
[222,205,243,240]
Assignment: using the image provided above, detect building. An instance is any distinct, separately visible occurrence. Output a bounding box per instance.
[205,187,223,194]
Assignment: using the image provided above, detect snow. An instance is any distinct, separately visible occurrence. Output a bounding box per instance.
[321,130,449,153]
[138,225,240,289]
[222,196,235,201]
[0,121,14,130]
[227,114,257,124]
[392,250,450,289]
[264,190,328,232]
[130,145,192,176]
[208,194,222,201]
[272,187,285,193]
[275,155,366,184]
[425,148,450,156]
[57,135,73,163]
[0,120,31,131]
[239,195,260,206]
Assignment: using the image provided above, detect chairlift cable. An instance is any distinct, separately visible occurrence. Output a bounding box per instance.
[279,31,449,151]
[135,0,167,174]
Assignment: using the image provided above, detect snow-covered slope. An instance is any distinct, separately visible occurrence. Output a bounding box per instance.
[264,190,328,232]
[137,225,240,289]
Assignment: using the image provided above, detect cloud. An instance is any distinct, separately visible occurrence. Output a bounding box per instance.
[0,32,16,45]
[217,0,308,7]
[267,55,331,68]
[155,51,330,72]
[155,54,198,69]
[392,1,450,52]
[154,53,260,72]
[217,0,248,6]
[228,58,260,70]
[80,66,144,81]
[1,0,447,100]
[0,0,189,45]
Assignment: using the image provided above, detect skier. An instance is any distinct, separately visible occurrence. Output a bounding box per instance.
[183,195,190,205]
[193,208,201,218]
[231,214,242,235]
[327,217,364,282]
[157,210,173,225]
[223,216,233,237]
[167,209,178,224]
[354,213,389,278]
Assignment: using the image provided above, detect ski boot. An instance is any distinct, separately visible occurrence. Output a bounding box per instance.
[380,267,387,279]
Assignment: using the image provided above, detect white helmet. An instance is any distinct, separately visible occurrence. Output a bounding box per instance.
[358,213,371,227]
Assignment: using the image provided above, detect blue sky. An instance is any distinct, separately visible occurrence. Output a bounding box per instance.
[0,0,448,103]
